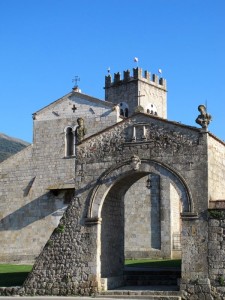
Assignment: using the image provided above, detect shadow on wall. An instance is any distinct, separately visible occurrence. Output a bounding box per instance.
[101,110,112,117]
[0,192,65,231]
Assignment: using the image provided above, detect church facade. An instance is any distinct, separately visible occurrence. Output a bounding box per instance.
[1,67,225,298]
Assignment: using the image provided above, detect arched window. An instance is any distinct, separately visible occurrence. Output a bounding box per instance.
[119,102,129,118]
[146,103,158,116]
[65,127,74,157]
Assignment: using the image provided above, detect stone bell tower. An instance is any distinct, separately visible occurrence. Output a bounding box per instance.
[104,67,167,118]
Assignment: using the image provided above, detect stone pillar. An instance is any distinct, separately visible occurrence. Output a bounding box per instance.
[132,126,136,142]
[160,177,172,258]
[180,213,211,299]
[85,218,102,290]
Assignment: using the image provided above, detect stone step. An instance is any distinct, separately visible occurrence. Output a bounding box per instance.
[100,297,181,300]
[100,287,181,299]
[99,296,181,300]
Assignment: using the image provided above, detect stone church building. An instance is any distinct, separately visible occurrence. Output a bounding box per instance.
[1,67,225,298]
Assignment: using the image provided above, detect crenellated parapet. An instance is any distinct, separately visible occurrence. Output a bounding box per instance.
[105,66,167,119]
[105,67,167,89]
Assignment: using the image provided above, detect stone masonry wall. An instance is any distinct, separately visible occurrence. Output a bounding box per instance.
[0,120,75,262]
[181,208,225,299]
[138,80,167,118]
[22,196,100,296]
[208,209,225,298]
[0,93,119,263]
[105,80,138,116]
[34,92,120,141]
[208,135,225,201]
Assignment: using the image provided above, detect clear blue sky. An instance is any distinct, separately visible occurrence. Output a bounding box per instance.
[0,0,225,143]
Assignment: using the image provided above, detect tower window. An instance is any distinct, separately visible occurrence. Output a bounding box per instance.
[146,103,158,116]
[119,102,129,118]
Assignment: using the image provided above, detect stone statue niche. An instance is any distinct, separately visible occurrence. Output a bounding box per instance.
[195,104,212,129]
[75,118,87,143]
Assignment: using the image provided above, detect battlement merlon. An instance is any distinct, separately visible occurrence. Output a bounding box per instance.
[104,67,167,90]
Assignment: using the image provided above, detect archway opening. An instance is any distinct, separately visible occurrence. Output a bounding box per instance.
[101,172,147,278]
[100,168,185,287]
[87,160,192,290]
[124,174,182,260]
[124,173,161,259]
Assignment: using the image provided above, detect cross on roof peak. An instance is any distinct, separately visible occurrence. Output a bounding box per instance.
[72,76,80,88]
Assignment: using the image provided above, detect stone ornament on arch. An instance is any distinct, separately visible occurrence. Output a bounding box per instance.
[130,154,141,170]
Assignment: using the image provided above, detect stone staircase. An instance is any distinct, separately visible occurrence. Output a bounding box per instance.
[100,267,182,299]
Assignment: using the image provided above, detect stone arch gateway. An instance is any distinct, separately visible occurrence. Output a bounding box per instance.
[85,159,193,287]
[22,112,219,298]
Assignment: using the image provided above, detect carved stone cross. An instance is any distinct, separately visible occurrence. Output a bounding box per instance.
[137,91,145,106]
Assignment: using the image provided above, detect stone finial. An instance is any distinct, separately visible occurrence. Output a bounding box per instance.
[195,105,212,129]
[134,105,144,113]
[112,104,120,113]
[130,155,141,170]
[75,118,87,143]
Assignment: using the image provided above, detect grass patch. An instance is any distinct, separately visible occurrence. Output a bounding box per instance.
[0,264,32,287]
[0,260,181,287]
[125,259,181,268]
